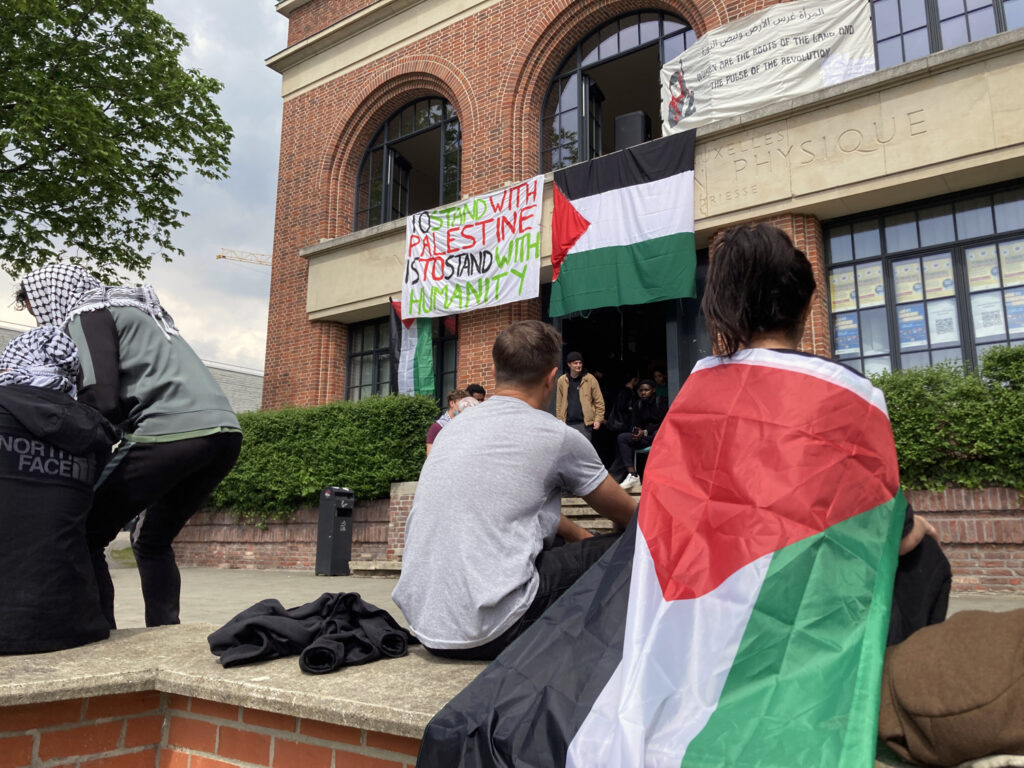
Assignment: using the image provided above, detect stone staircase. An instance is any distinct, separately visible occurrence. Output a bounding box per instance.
[562,485,641,533]
[348,485,641,577]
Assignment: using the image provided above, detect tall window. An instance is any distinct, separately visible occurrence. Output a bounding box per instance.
[872,0,1023,69]
[347,316,460,401]
[540,11,695,172]
[434,316,458,398]
[825,183,1024,374]
[354,97,461,230]
[347,318,392,401]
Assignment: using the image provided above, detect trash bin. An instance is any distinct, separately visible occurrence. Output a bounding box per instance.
[315,486,355,576]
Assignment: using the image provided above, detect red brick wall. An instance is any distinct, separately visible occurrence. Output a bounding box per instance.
[174,498,390,570]
[907,488,1024,592]
[286,0,377,46]
[385,485,415,562]
[177,486,1023,593]
[0,692,419,768]
[265,0,743,410]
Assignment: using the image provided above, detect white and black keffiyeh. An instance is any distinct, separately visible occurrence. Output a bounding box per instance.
[21,264,179,339]
[0,326,81,395]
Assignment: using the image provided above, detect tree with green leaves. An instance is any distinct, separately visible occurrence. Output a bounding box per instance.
[0,0,233,281]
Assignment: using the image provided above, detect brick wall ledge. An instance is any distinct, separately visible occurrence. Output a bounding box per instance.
[0,624,484,740]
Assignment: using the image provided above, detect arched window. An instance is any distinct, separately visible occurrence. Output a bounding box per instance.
[541,11,695,172]
[355,97,461,229]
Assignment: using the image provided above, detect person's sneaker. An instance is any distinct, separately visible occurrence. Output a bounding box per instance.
[620,473,640,490]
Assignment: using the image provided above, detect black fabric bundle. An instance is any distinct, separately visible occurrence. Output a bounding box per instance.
[207,592,417,674]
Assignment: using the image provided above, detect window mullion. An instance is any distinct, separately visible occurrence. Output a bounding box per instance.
[924,0,944,54]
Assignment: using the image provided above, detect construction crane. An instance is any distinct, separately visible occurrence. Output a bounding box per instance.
[216,249,272,266]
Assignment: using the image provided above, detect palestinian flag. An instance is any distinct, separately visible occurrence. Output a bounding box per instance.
[419,349,906,767]
[389,300,433,396]
[548,130,697,317]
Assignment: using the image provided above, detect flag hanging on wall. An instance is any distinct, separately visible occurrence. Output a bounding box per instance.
[389,300,433,396]
[548,129,697,317]
[419,349,906,767]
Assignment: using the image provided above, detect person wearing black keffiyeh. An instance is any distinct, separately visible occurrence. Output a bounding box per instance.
[0,326,117,654]
[19,263,242,629]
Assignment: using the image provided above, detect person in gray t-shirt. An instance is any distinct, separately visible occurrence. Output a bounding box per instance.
[392,320,637,661]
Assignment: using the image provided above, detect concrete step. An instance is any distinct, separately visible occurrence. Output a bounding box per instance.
[348,560,402,578]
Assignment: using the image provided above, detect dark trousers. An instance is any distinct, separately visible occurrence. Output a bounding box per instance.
[616,431,653,470]
[86,431,242,628]
[426,532,621,661]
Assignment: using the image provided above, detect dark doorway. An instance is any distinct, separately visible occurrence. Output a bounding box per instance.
[558,302,669,398]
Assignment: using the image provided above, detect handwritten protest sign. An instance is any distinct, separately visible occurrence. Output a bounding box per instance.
[661,0,874,133]
[402,175,544,318]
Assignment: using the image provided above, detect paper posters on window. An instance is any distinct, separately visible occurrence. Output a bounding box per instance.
[971,292,1006,340]
[1005,288,1024,335]
[898,303,927,350]
[833,312,860,356]
[966,245,1000,292]
[856,263,885,308]
[927,299,959,346]
[892,260,923,303]
[829,266,856,312]
[999,240,1024,288]
[660,0,874,132]
[402,176,544,318]
[923,254,955,298]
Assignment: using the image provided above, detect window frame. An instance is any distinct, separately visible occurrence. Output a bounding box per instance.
[824,182,1024,374]
[354,97,461,230]
[539,10,696,173]
[346,318,392,401]
[871,0,1023,70]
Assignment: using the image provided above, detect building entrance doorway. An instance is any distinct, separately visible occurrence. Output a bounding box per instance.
[558,302,669,403]
[556,302,673,470]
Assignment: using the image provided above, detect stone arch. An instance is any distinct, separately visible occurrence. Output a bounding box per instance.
[317,58,476,240]
[499,0,726,179]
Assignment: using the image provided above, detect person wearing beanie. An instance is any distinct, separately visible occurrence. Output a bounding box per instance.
[555,351,605,442]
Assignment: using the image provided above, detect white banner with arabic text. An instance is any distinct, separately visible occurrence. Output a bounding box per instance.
[661,0,875,133]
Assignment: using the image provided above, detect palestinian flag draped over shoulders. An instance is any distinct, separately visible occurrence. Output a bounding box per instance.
[548,129,697,317]
[419,349,906,767]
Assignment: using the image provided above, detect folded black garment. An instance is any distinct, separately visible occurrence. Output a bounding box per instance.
[208,592,416,672]
[298,595,415,674]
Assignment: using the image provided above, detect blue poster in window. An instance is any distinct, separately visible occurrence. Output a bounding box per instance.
[1006,288,1024,336]
[833,313,860,357]
[898,303,928,349]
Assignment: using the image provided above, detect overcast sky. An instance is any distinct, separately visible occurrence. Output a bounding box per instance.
[0,1,287,372]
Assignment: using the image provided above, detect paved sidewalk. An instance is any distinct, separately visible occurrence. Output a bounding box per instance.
[109,558,1023,630]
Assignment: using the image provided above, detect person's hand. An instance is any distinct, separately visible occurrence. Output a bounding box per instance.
[593,420,602,430]
[899,515,939,555]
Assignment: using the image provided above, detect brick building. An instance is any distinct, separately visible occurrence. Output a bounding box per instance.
[264,0,1024,408]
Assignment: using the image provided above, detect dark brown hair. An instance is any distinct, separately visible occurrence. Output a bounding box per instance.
[492,320,561,388]
[701,223,816,356]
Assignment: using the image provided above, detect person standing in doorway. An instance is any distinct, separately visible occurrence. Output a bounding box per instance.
[555,351,605,441]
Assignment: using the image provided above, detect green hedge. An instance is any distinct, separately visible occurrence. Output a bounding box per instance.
[209,394,438,523]
[871,345,1024,491]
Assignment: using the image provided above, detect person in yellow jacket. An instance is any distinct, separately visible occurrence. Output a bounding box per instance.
[555,351,605,442]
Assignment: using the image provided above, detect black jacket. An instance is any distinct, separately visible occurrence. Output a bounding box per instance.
[0,385,117,654]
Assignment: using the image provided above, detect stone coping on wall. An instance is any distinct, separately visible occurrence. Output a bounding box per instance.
[0,624,485,740]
